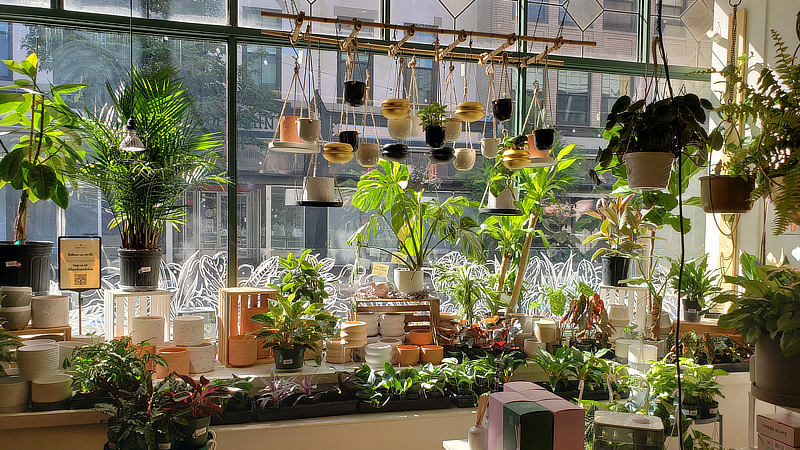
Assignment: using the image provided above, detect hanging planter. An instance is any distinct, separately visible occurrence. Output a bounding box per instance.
[700,175,755,214]
[356,143,380,167]
[429,146,455,164]
[381,98,410,119]
[479,184,522,216]
[444,118,462,142]
[338,130,359,151]
[406,57,424,138]
[481,137,499,157]
[322,142,354,164]
[381,143,409,163]
[623,152,675,191]
[269,61,319,154]
[533,128,555,151]
[453,147,476,171]
[298,154,344,208]
[425,126,447,149]
[388,118,413,139]
[492,99,513,122]
[455,102,484,122]
[343,81,366,107]
[296,118,321,144]
[501,135,530,170]
[521,80,556,168]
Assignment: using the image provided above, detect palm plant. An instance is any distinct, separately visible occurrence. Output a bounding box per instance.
[435,260,490,324]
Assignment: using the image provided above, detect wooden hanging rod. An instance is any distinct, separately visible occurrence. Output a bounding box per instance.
[260,10,596,47]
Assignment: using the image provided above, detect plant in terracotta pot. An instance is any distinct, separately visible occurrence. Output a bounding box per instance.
[668,254,719,323]
[0,53,87,293]
[76,65,226,290]
[250,292,339,369]
[163,374,230,449]
[417,102,448,149]
[348,160,483,295]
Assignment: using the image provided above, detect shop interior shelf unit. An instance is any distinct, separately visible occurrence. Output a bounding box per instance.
[5,325,72,342]
[597,285,648,331]
[352,296,440,343]
[103,289,171,342]
[218,287,278,367]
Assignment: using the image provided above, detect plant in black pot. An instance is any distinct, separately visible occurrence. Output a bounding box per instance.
[687,364,726,419]
[164,375,230,449]
[669,254,719,323]
[210,375,255,425]
[713,258,800,402]
[418,102,448,149]
[77,66,226,291]
[582,194,656,286]
[250,292,339,370]
[0,53,87,294]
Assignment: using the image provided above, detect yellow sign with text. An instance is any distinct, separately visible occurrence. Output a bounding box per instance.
[371,263,389,278]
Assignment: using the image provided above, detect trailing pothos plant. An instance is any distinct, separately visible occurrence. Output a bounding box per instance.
[348,160,484,272]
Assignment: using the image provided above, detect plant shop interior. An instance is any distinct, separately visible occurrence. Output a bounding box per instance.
[1,0,800,449]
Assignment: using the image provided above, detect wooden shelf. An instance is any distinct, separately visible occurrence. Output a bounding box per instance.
[671,317,741,342]
[5,325,72,341]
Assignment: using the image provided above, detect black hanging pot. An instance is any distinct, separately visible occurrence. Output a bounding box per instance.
[338,130,359,151]
[492,98,513,122]
[343,81,367,107]
[425,125,447,150]
[428,146,455,164]
[600,255,630,287]
[533,128,556,151]
[700,175,755,214]
[381,143,409,163]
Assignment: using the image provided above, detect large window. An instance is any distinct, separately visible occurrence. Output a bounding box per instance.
[557,71,590,126]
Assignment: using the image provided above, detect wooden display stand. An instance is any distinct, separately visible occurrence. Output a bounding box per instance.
[5,325,72,342]
[597,285,648,330]
[671,317,741,343]
[103,289,171,342]
[352,296,440,343]
[218,287,278,367]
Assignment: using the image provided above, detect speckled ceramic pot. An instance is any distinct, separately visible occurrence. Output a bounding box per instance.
[227,335,257,367]
[188,342,215,374]
[173,316,204,347]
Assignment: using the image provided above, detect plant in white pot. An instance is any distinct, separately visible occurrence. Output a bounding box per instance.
[76,66,226,290]
[348,160,484,295]
[0,53,87,294]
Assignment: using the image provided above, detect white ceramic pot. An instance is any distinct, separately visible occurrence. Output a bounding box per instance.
[628,343,657,365]
[131,315,166,345]
[30,295,69,328]
[534,319,557,343]
[453,147,476,171]
[523,338,547,357]
[379,337,403,364]
[623,152,675,191]
[57,341,85,369]
[32,374,72,403]
[488,188,517,210]
[387,117,413,139]
[296,118,321,144]
[481,137,499,158]
[444,118,462,142]
[1,286,32,307]
[379,323,406,337]
[71,334,105,345]
[22,339,56,346]
[409,116,423,138]
[365,342,392,356]
[614,338,638,363]
[173,315,204,347]
[356,142,380,167]
[0,376,30,413]
[394,268,424,294]
[608,304,629,322]
[16,343,59,381]
[302,177,335,203]
[0,305,31,330]
[188,342,216,374]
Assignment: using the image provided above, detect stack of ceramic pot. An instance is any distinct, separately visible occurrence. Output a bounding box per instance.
[379,337,402,364]
[30,295,69,329]
[173,315,214,373]
[131,315,166,345]
[0,376,30,413]
[614,338,638,364]
[534,319,557,343]
[325,338,351,364]
[360,313,379,337]
[608,305,630,341]
[364,342,392,369]
[0,286,32,331]
[16,342,59,382]
[341,321,368,348]
[407,329,433,346]
[455,102,485,122]
[379,313,405,338]
[381,98,410,119]
[31,374,73,410]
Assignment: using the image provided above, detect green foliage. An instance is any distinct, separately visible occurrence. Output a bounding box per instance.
[0,332,21,376]
[348,160,483,271]
[0,52,87,242]
[532,345,579,392]
[250,292,339,354]
[77,65,226,250]
[715,261,800,357]
[582,193,656,259]
[272,250,330,304]
[416,102,447,127]
[164,374,230,421]
[435,260,493,324]
[670,254,720,310]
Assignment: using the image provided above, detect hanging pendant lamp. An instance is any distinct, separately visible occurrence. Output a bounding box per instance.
[120,0,146,153]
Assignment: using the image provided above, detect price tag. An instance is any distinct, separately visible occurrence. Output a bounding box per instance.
[372,263,389,278]
[391,252,405,264]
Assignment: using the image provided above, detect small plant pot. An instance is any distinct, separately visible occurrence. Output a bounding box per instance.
[155,347,190,378]
[444,118,462,142]
[131,315,165,345]
[488,187,517,210]
[682,299,702,323]
[425,125,447,149]
[173,315,204,347]
[338,130,359,151]
[274,347,305,370]
[381,143,409,163]
[526,134,548,158]
[698,400,719,419]
[396,345,420,366]
[680,402,699,418]
[302,177,335,203]
[409,116,424,138]
[533,128,556,151]
[341,321,367,348]
[387,118,413,139]
[407,329,433,346]
[481,137,499,158]
[278,115,303,143]
[394,268,424,294]
[296,118,321,144]
[601,255,630,287]
[420,345,443,364]
[178,415,212,449]
[187,342,216,374]
[0,286,32,307]
[356,143,380,167]
[228,334,258,367]
[700,175,755,214]
[623,152,675,191]
[343,81,367,107]
[492,98,513,122]
[428,146,455,164]
[453,147,476,171]
[118,248,162,291]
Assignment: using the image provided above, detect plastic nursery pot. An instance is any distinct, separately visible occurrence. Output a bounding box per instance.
[699,175,756,214]
[338,130,359,151]
[178,415,212,449]
[296,118,321,144]
[682,299,702,323]
[407,329,433,346]
[274,348,305,370]
[492,98,513,122]
[0,241,53,295]
[600,255,630,287]
[381,143,409,163]
[118,248,162,291]
[425,125,447,149]
[343,80,367,107]
[428,146,455,164]
[396,345,420,366]
[623,152,675,191]
[533,128,555,151]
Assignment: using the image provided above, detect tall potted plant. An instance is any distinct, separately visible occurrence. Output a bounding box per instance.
[349,161,483,294]
[77,65,225,290]
[0,53,87,293]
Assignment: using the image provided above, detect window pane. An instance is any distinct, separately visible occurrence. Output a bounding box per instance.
[240,0,381,39]
[649,0,713,67]
[64,0,225,24]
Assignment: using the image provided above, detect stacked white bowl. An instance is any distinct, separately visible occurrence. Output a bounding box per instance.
[31,374,73,406]
[379,313,406,337]
[16,343,59,381]
[1,286,33,331]
[0,376,30,413]
[364,343,392,369]
[360,313,379,337]
[379,337,403,364]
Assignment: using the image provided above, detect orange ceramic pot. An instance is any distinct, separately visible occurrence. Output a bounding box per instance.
[396,345,420,366]
[155,347,190,379]
[407,329,433,346]
[228,334,258,367]
[420,345,444,365]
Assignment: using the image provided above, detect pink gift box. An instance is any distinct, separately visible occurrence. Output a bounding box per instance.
[536,398,585,450]
[503,381,546,394]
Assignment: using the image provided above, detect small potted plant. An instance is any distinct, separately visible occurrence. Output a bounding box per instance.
[164,375,230,449]
[417,102,448,149]
[210,375,255,425]
[499,134,530,170]
[250,292,339,370]
[669,254,720,323]
[485,154,519,211]
[561,282,615,351]
[434,260,490,325]
[689,365,726,419]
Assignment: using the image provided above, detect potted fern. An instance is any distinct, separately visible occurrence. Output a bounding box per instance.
[77,66,226,290]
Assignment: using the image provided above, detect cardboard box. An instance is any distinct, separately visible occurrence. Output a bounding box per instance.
[758,414,800,447]
[488,392,531,450]
[760,433,800,450]
[503,381,546,394]
[502,401,554,450]
[536,398,585,450]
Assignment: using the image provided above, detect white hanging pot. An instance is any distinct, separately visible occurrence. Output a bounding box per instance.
[296,118,321,144]
[488,187,517,210]
[623,152,675,191]
[444,118,462,142]
[481,137,499,158]
[394,268,424,294]
[303,177,335,203]
[409,116,424,138]
[453,147,476,171]
[388,118,413,139]
[356,143,380,167]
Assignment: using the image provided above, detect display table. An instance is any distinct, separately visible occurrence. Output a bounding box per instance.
[670,317,741,343]
[443,439,469,450]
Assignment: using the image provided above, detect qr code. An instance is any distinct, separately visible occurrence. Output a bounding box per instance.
[74,273,87,286]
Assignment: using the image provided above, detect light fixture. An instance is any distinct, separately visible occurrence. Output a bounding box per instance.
[120,117,145,152]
